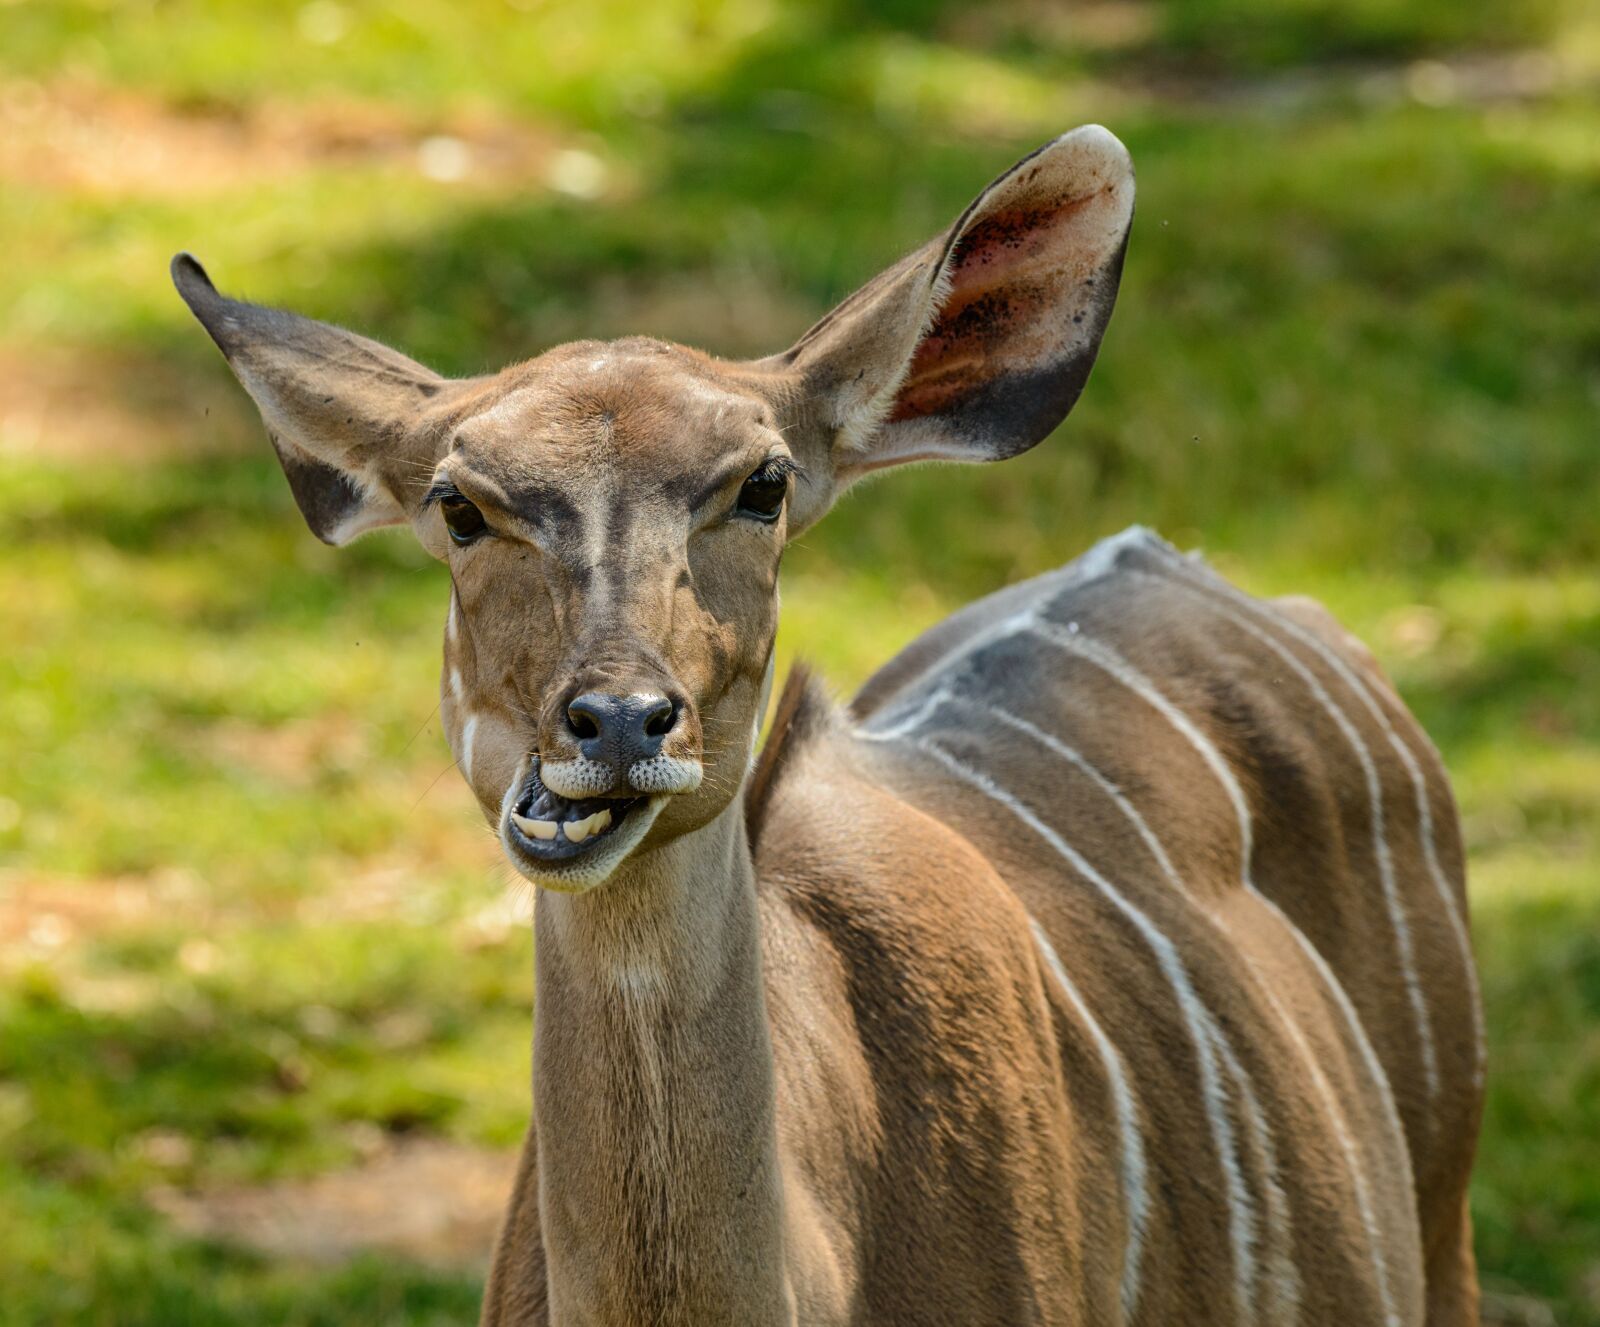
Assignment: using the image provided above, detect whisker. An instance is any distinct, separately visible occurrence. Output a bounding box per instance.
[411,755,463,810]
[400,702,442,755]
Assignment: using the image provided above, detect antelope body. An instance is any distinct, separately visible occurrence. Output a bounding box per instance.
[175,125,1483,1325]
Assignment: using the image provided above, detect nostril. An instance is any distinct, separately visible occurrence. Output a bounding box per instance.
[564,692,678,753]
[643,697,679,739]
[566,697,602,740]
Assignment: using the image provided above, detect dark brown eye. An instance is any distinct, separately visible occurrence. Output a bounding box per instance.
[441,494,487,545]
[735,462,791,523]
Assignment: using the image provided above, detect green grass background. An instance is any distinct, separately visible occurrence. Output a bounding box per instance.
[1,0,1596,1322]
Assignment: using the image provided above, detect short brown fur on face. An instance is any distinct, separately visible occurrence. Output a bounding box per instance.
[431,340,791,848]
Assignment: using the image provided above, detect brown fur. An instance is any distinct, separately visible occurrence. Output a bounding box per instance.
[174,125,1481,1326]
[745,664,829,849]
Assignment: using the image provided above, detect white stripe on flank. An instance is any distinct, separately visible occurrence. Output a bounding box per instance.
[857,596,1408,1170]
[1016,620,1407,1326]
[1228,923,1401,1326]
[1024,913,1149,1323]
[980,704,1262,1323]
[858,601,1055,743]
[919,737,1154,1312]
[862,683,957,743]
[1021,617,1403,1109]
[1145,541,1485,1087]
[1208,600,1440,1105]
[1023,616,1255,884]
[984,701,1323,1322]
[1214,1029,1300,1322]
[848,558,1421,1320]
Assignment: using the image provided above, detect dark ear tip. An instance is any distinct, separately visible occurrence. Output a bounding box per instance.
[170,252,218,308]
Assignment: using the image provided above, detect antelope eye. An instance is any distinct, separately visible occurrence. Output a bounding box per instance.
[735,465,789,523]
[441,494,487,545]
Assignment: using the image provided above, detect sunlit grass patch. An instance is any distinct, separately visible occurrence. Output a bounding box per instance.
[1472,849,1600,1321]
[0,0,1594,1320]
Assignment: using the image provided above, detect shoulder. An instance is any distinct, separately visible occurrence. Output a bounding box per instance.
[748,673,1021,940]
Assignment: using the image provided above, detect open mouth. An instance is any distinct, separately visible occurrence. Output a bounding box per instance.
[505,767,645,862]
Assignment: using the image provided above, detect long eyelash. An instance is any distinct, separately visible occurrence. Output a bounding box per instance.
[420,480,460,510]
[755,457,803,485]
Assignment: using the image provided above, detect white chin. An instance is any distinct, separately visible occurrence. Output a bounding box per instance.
[498,795,667,893]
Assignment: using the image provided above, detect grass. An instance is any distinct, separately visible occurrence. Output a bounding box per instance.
[1,0,1596,1321]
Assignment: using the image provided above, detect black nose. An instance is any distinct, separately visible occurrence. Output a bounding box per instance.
[565,692,680,767]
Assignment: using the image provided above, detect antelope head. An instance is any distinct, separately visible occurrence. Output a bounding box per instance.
[173,125,1135,892]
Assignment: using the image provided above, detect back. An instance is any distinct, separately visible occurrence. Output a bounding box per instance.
[844,526,1483,1323]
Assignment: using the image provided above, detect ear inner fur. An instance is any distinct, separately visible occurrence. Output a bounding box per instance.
[170,252,452,545]
[764,124,1135,490]
[890,205,1130,451]
[270,433,380,545]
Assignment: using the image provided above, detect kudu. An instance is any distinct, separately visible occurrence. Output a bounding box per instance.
[174,125,1483,1325]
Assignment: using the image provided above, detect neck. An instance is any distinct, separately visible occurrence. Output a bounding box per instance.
[531,800,790,1326]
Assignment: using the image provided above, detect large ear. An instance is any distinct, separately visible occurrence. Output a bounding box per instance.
[171,254,453,545]
[760,125,1133,528]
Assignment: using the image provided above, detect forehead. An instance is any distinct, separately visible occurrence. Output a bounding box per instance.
[450,339,776,491]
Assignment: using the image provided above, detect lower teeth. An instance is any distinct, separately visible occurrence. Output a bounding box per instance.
[512,799,622,846]
[513,767,643,849]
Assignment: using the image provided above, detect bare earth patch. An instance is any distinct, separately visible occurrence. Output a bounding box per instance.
[0,342,262,461]
[0,79,601,462]
[0,79,563,200]
[0,870,170,949]
[151,1137,518,1269]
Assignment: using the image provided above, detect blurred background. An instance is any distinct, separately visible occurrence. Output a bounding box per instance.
[0,0,1595,1322]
